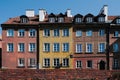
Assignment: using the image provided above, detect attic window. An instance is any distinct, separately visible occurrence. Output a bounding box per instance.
[58,17,64,22]
[116,19,120,24]
[86,17,93,23]
[75,18,82,23]
[49,18,55,23]
[21,18,28,23]
[98,17,105,22]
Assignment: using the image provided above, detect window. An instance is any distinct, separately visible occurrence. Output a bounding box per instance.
[86,30,92,36]
[62,58,69,67]
[7,43,14,52]
[29,29,36,37]
[28,58,36,67]
[98,43,105,52]
[18,29,25,37]
[98,17,105,22]
[113,43,119,52]
[43,58,50,67]
[114,31,119,37]
[58,17,64,22]
[86,43,93,53]
[21,18,28,23]
[49,18,55,23]
[75,18,82,23]
[76,44,82,53]
[87,60,92,68]
[62,43,69,52]
[113,59,119,69]
[18,43,25,52]
[86,17,93,23]
[53,43,60,52]
[76,61,82,68]
[53,58,60,67]
[63,29,69,36]
[7,29,14,37]
[76,30,82,37]
[116,19,120,24]
[53,29,59,37]
[44,29,50,37]
[18,58,25,67]
[43,43,50,52]
[99,29,105,36]
[29,43,36,52]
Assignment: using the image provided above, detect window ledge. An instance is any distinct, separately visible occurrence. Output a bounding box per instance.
[7,36,14,38]
[112,37,120,38]
[97,52,105,54]
[42,66,50,68]
[85,52,93,54]
[75,52,83,54]
[17,66,25,68]
[27,66,36,68]
[7,51,14,53]
[18,51,25,53]
[29,51,36,53]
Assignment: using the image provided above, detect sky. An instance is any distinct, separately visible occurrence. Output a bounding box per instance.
[0,0,120,35]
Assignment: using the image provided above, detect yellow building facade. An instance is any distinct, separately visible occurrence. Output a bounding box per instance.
[39,24,73,69]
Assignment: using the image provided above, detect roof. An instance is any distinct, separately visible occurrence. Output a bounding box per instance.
[1,13,118,25]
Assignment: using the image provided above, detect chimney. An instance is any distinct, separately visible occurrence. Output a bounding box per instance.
[26,9,35,17]
[39,9,46,21]
[103,5,108,22]
[67,9,72,17]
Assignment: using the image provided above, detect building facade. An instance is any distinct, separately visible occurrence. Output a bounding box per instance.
[1,5,120,70]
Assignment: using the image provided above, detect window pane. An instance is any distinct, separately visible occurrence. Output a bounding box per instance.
[53,29,59,37]
[44,29,50,36]
[76,61,82,68]
[7,29,14,37]
[86,43,92,53]
[63,29,69,36]
[99,43,105,52]
[44,43,50,52]
[99,29,105,36]
[29,43,36,52]
[76,30,82,37]
[87,60,92,68]
[53,58,60,67]
[62,43,69,52]
[63,58,69,67]
[44,58,50,67]
[114,31,119,37]
[113,43,119,52]
[7,43,14,52]
[18,29,25,37]
[29,29,36,37]
[53,43,59,52]
[18,58,25,66]
[86,30,92,36]
[76,44,82,53]
[18,43,24,52]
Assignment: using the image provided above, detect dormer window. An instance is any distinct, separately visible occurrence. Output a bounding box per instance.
[49,18,55,23]
[98,17,105,22]
[75,18,82,23]
[58,17,64,22]
[116,19,120,24]
[20,15,29,23]
[86,17,93,23]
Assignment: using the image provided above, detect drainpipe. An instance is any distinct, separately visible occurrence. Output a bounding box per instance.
[106,24,110,70]
[36,27,39,69]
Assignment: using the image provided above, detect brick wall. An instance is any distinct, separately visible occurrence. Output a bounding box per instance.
[0,69,116,80]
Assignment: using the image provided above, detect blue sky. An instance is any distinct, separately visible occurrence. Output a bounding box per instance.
[0,0,120,35]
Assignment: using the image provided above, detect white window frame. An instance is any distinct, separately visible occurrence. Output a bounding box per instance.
[86,17,93,23]
[98,17,105,22]
[98,43,105,52]
[43,58,50,67]
[86,30,92,36]
[86,43,93,53]
[53,29,59,37]
[43,43,50,52]
[53,58,60,67]
[18,58,25,67]
[58,17,64,22]
[76,60,82,68]
[7,43,14,52]
[49,18,55,23]
[53,43,60,52]
[62,29,69,37]
[62,58,69,67]
[18,29,25,37]
[18,43,25,52]
[99,29,105,36]
[29,43,36,52]
[75,18,82,23]
[28,58,36,67]
[76,30,82,37]
[43,29,50,37]
[7,29,14,37]
[29,29,36,37]
[62,43,69,52]
[76,44,82,53]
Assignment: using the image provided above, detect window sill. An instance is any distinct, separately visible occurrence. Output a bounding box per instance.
[17,66,25,68]
[7,36,14,38]
[97,52,105,54]
[112,37,120,38]
[75,52,83,54]
[29,36,36,38]
[27,66,36,68]
[62,51,69,53]
[43,51,50,53]
[62,66,69,68]
[18,36,25,38]
[18,51,25,53]
[85,52,93,54]
[29,51,36,53]
[42,66,50,68]
[7,51,14,53]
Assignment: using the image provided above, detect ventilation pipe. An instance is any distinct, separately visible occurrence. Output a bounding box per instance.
[26,9,35,17]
